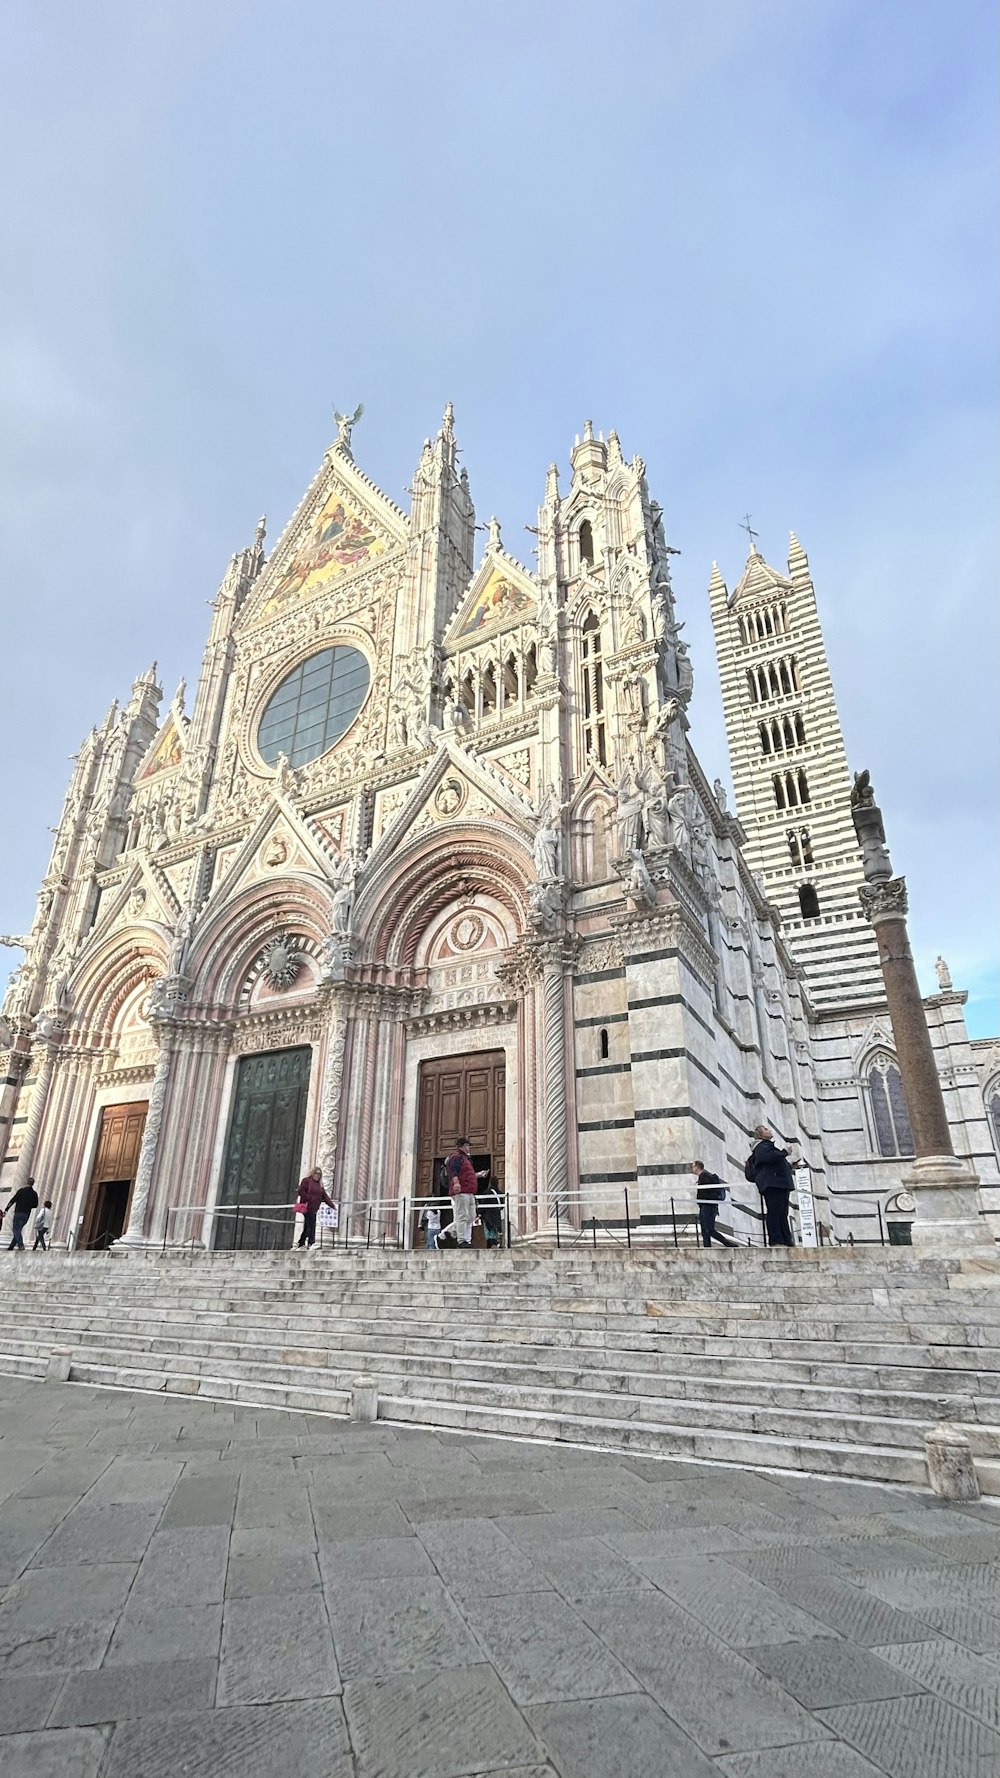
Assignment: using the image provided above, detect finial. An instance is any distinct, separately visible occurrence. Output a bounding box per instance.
[739,513,760,554]
[583,418,594,441]
[254,515,267,549]
[442,401,455,436]
[545,463,560,502]
[487,516,503,552]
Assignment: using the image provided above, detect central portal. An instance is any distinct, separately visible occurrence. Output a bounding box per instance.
[415,1049,505,1242]
[215,1046,312,1250]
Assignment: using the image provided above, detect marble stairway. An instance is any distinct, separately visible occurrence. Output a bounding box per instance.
[1,1247,998,1492]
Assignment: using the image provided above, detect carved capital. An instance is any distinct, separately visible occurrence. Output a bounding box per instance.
[859,876,908,923]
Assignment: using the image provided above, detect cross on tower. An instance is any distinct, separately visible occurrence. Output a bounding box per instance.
[739,513,760,553]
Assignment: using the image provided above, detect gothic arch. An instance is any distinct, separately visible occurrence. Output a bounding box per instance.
[70,933,167,1042]
[355,827,534,972]
[186,875,334,1006]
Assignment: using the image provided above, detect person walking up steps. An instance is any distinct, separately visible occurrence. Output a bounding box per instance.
[2,1178,39,1251]
[440,1138,488,1249]
[691,1161,736,1248]
[32,1200,53,1251]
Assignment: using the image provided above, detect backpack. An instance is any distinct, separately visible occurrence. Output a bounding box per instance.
[744,1154,758,1183]
[435,1159,450,1195]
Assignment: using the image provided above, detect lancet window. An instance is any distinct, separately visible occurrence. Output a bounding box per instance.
[864,1053,915,1158]
[580,611,606,766]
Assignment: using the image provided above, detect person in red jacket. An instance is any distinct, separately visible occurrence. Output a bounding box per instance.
[441,1138,488,1248]
[294,1167,336,1249]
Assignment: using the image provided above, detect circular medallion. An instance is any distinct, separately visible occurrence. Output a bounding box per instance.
[260,937,301,989]
[451,914,485,952]
[434,777,466,818]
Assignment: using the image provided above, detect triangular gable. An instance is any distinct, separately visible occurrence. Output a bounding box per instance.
[198,789,349,920]
[135,709,186,783]
[364,738,535,875]
[446,551,537,645]
[88,860,174,949]
[568,763,616,813]
[242,450,409,628]
[851,1017,896,1067]
[729,550,792,607]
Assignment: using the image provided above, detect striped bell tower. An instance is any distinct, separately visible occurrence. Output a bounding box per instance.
[709,534,883,1011]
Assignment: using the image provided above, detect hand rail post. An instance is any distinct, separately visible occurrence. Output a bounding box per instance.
[592,1214,597,1249]
[555,1200,561,1249]
[876,1201,885,1246]
[624,1187,631,1249]
[401,1197,407,1251]
[671,1197,678,1249]
[366,1207,372,1248]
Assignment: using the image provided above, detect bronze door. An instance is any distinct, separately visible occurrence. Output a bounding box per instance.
[79,1101,147,1250]
[415,1050,505,1244]
[215,1047,312,1250]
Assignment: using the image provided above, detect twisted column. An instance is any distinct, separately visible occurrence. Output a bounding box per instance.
[117,1024,175,1247]
[317,999,349,1182]
[541,958,570,1216]
[9,1043,57,1195]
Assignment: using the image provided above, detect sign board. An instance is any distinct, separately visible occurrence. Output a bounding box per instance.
[795,1170,818,1247]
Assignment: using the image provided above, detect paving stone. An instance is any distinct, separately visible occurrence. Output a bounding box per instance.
[103,1699,353,1778]
[128,1527,230,1606]
[159,1475,238,1528]
[496,1506,640,1544]
[49,1656,218,1725]
[756,1568,938,1646]
[311,1495,415,1540]
[327,1573,483,1682]
[527,1693,719,1777]
[88,1457,184,1504]
[407,1491,547,1523]
[640,1553,834,1646]
[456,1590,641,1705]
[0,1726,111,1778]
[874,1637,1000,1723]
[604,1525,752,1561]
[343,1663,541,1778]
[319,1535,435,1581]
[417,1517,554,1597]
[818,1690,1000,1777]
[0,1671,60,1732]
[895,1602,1000,1655]
[747,1636,926,1707]
[233,1488,302,1530]
[32,1501,161,1565]
[104,1601,223,1666]
[226,1550,321,1595]
[0,1621,116,1673]
[715,1745,888,1776]
[529,1535,652,1602]
[219,1591,338,1704]
[17,1457,111,1499]
[579,1590,830,1756]
[1,1560,137,1630]
[862,1563,1000,1615]
[230,1526,309,1557]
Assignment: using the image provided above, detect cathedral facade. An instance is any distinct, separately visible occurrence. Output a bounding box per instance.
[1,409,997,1250]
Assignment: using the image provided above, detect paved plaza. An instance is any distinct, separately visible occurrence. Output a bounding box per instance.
[0,1376,999,1776]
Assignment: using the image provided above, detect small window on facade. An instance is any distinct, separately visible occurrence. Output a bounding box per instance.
[798,883,820,919]
[580,611,606,765]
[787,830,801,867]
[773,774,786,809]
[800,828,814,865]
[599,1028,610,1061]
[798,768,810,804]
[794,713,806,746]
[579,519,594,567]
[866,1055,915,1158]
[759,722,771,755]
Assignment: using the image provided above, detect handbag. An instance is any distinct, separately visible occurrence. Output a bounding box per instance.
[294,1199,309,1215]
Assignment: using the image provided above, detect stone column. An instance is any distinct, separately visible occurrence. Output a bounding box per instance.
[9,1041,58,1194]
[853,778,987,1253]
[117,1022,175,1248]
[316,992,350,1184]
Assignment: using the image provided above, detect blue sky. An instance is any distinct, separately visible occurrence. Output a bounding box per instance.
[2,0,997,1034]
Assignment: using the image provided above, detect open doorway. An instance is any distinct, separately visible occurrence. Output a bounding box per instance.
[78,1102,146,1250]
[413,1051,505,1248]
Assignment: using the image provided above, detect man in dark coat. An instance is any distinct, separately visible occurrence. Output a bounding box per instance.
[2,1178,39,1251]
[745,1127,795,1247]
[690,1161,736,1248]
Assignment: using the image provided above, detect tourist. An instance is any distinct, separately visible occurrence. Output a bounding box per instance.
[32,1199,54,1252]
[691,1161,735,1248]
[294,1166,336,1249]
[744,1126,795,1246]
[440,1138,488,1248]
[419,1203,442,1250]
[2,1178,40,1251]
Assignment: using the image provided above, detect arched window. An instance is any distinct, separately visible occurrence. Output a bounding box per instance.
[800,828,814,865]
[759,722,771,755]
[523,643,538,698]
[865,1054,915,1158]
[782,717,794,749]
[579,518,594,568]
[481,662,497,715]
[599,1028,610,1061]
[502,652,519,705]
[787,830,801,867]
[779,660,791,695]
[798,883,820,919]
[798,768,810,804]
[747,669,758,704]
[769,719,782,753]
[794,713,806,746]
[460,669,475,713]
[768,664,780,698]
[773,774,786,810]
[785,771,798,807]
[738,616,748,646]
[580,611,606,765]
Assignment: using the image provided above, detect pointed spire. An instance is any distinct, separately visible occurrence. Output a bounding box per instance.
[583,418,594,441]
[788,530,809,575]
[708,562,728,605]
[545,463,560,504]
[607,429,623,465]
[441,400,455,439]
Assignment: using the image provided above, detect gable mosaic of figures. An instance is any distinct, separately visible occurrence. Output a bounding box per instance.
[1,403,996,1251]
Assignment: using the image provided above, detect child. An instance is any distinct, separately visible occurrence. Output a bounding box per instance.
[419,1205,441,1251]
[32,1200,53,1252]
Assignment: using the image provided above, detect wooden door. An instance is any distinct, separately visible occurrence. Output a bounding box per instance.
[79,1101,147,1250]
[215,1047,312,1250]
[414,1050,505,1243]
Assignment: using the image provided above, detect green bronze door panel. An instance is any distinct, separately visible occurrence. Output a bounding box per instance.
[215,1046,312,1249]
